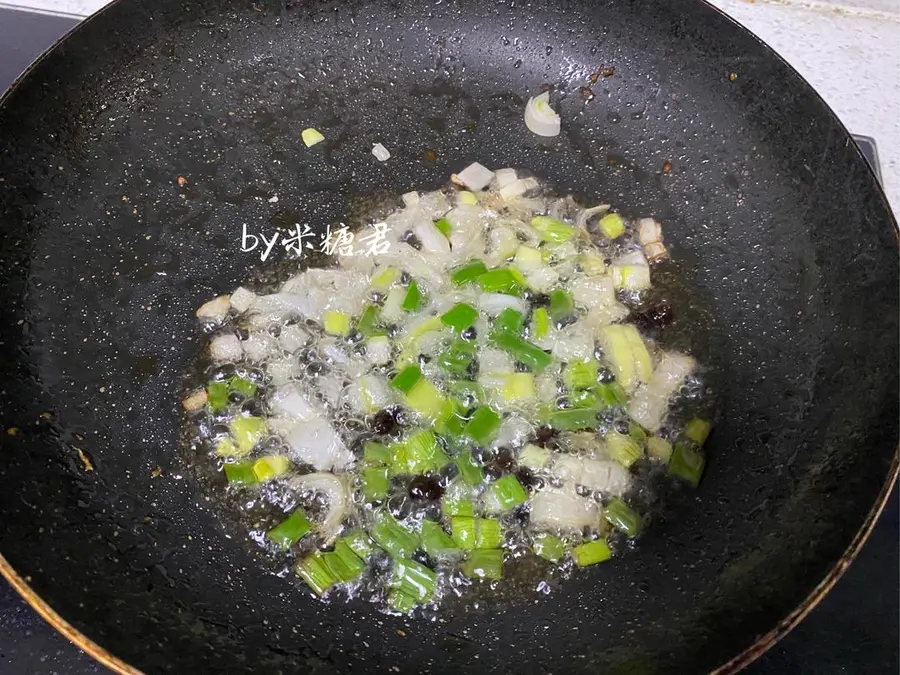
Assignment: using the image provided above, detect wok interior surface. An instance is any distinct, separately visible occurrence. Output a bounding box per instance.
[0,0,896,673]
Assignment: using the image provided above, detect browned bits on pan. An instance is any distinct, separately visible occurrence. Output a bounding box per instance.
[423,148,437,163]
[601,66,616,78]
[151,466,162,478]
[6,426,20,436]
[40,411,53,420]
[75,448,94,472]
[662,160,673,173]
[579,86,594,102]
[396,629,406,638]
[728,72,738,82]
[540,83,554,92]
[177,175,188,186]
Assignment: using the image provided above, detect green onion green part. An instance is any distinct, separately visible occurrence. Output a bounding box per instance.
[571,539,612,567]
[296,552,337,596]
[564,360,598,390]
[251,455,292,482]
[342,529,375,559]
[530,216,574,243]
[440,303,479,332]
[606,431,643,468]
[434,217,452,237]
[456,450,485,486]
[223,460,258,485]
[363,440,392,466]
[322,541,366,583]
[478,268,525,295]
[357,304,385,338]
[206,381,229,412]
[531,307,550,340]
[464,406,502,445]
[450,260,488,287]
[229,415,267,454]
[362,466,390,502]
[603,497,643,537]
[461,549,504,580]
[228,375,257,398]
[402,280,423,312]
[390,365,423,394]
[436,339,477,377]
[370,512,419,559]
[267,508,312,549]
[532,533,566,562]
[669,441,705,487]
[684,418,711,446]
[421,520,460,558]
[391,559,437,603]
[549,289,575,320]
[486,474,528,511]
[547,407,598,431]
[494,308,525,334]
[490,331,553,372]
[392,429,450,475]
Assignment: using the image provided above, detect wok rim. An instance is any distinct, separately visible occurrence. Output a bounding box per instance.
[0,1,897,673]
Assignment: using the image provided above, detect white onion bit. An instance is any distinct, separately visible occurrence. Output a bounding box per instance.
[524,91,561,137]
[372,143,391,162]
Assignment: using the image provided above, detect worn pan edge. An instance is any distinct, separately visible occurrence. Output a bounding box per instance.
[715,452,899,674]
[0,452,894,675]
[0,0,896,672]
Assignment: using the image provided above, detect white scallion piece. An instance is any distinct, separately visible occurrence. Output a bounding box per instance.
[455,162,495,191]
[372,143,391,162]
[524,91,561,137]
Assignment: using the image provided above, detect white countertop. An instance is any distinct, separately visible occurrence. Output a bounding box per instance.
[4,0,898,212]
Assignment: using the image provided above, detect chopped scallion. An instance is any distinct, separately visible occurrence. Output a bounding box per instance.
[564,360,598,390]
[603,497,643,537]
[598,213,625,239]
[532,533,566,562]
[547,407,597,430]
[223,460,258,485]
[475,518,503,549]
[478,268,525,295]
[461,549,504,580]
[357,304,385,338]
[267,508,312,549]
[490,331,553,372]
[363,440,392,466]
[684,418,711,446]
[440,303,479,332]
[371,512,419,559]
[402,280,423,312]
[322,541,365,583]
[606,431,643,469]
[393,429,450,475]
[362,466,390,502]
[228,375,257,398]
[486,474,528,511]
[230,415,267,454]
[391,558,437,603]
[669,441,705,487]
[252,455,291,482]
[456,450,485,486]
[530,216,574,243]
[390,365,423,394]
[421,520,460,558]
[450,260,488,287]
[549,289,575,320]
[437,339,477,377]
[343,529,375,559]
[206,381,229,412]
[464,406,502,445]
[296,552,337,595]
[531,307,549,340]
[494,308,525,334]
[434,217,452,237]
[571,539,612,566]
[323,310,352,337]
[647,436,673,462]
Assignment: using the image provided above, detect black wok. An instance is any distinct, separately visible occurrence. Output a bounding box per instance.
[0,0,896,673]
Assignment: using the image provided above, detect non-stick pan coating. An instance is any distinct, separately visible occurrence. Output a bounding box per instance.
[0,1,896,673]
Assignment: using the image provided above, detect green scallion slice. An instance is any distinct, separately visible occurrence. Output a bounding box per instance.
[489,331,553,372]
[206,380,229,412]
[296,552,337,596]
[440,303,479,332]
[461,549,504,580]
[402,280,423,312]
[669,441,705,487]
[267,508,312,549]
[450,260,488,287]
[370,512,419,559]
[362,466,390,502]
[530,216,574,243]
[486,474,528,511]
[532,533,566,562]
[390,365,423,395]
[603,498,643,537]
[571,539,612,567]
[463,406,502,445]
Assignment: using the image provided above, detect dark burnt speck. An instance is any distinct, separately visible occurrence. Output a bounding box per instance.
[534,425,557,446]
[408,475,444,501]
[371,407,401,436]
[632,302,675,332]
